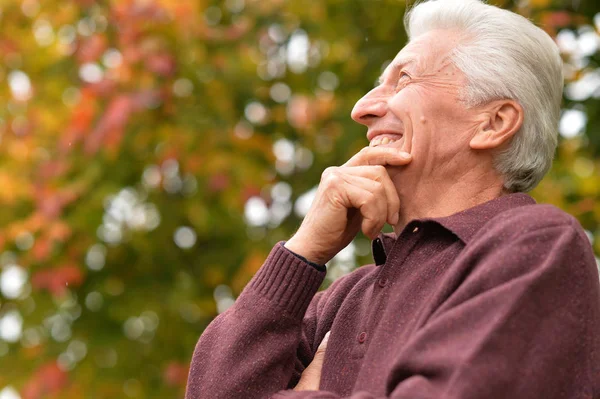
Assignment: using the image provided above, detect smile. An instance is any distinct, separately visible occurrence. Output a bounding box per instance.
[369,134,403,147]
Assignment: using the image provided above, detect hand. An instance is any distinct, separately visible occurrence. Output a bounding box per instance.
[285,146,412,264]
[294,332,330,391]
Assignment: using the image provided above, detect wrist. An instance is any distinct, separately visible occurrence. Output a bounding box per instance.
[284,236,331,266]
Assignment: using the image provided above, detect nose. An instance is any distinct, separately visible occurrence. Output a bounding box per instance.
[351,88,388,126]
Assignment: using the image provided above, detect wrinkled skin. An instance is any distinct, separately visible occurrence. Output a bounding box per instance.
[289,28,524,390]
[287,28,522,264]
[352,29,521,229]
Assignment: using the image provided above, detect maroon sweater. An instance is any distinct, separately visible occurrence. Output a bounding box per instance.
[186,194,600,398]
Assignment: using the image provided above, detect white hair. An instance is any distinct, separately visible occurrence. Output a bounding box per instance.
[405,0,564,192]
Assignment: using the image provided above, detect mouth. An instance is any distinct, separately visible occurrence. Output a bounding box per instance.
[368,132,404,147]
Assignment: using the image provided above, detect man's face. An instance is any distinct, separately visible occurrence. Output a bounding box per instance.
[351,29,485,187]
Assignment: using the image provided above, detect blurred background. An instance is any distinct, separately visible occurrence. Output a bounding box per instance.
[0,0,598,397]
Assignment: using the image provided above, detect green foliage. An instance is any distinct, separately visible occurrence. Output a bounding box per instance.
[0,0,597,397]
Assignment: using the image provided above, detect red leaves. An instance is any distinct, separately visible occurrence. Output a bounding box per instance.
[208,173,230,193]
[145,53,176,77]
[287,95,316,129]
[21,362,69,399]
[31,264,84,297]
[31,237,52,262]
[163,361,189,387]
[38,160,70,180]
[85,95,133,155]
[60,89,97,153]
[76,34,108,64]
[34,186,79,220]
[242,185,262,203]
[539,11,572,34]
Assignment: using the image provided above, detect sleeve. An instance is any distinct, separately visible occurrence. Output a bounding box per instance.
[284,242,327,272]
[271,215,600,398]
[184,242,327,399]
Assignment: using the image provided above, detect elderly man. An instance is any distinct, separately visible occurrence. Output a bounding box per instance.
[186,0,600,398]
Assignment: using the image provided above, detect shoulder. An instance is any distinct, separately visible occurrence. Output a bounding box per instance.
[478,202,588,245]
[467,202,597,279]
[489,203,577,231]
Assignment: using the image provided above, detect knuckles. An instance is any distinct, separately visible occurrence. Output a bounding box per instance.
[373,165,386,175]
[372,181,385,195]
[321,167,341,187]
[321,166,337,179]
[360,191,376,207]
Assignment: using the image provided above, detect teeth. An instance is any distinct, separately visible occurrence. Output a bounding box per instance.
[370,137,399,147]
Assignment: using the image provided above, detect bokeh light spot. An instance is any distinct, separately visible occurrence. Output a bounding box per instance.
[85,291,104,312]
[0,264,27,299]
[559,108,587,138]
[244,197,269,226]
[79,63,103,83]
[8,71,32,102]
[0,311,23,342]
[0,386,20,399]
[174,227,197,249]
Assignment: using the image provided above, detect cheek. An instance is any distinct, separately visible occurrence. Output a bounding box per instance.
[388,87,426,118]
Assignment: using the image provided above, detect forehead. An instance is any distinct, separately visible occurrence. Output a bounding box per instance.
[384,30,461,76]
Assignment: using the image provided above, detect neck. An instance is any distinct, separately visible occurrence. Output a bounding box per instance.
[392,166,506,235]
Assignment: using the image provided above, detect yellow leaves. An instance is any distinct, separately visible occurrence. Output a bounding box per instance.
[202,267,225,288]
[231,133,275,162]
[231,250,267,294]
[6,139,32,162]
[187,203,211,235]
[579,177,599,198]
[529,0,552,8]
[0,171,32,204]
[4,212,44,239]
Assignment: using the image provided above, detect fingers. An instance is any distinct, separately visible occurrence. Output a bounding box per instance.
[322,164,400,232]
[293,332,330,391]
[315,331,330,357]
[340,172,399,227]
[343,146,412,168]
[341,166,400,226]
[336,179,388,239]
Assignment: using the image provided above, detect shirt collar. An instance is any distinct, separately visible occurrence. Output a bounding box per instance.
[373,193,536,262]
[429,193,536,244]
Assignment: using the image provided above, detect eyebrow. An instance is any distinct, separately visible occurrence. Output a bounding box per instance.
[377,57,417,85]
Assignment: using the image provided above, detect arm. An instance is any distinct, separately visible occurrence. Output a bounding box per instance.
[186,242,379,398]
[186,146,411,398]
[273,212,600,398]
[185,243,326,399]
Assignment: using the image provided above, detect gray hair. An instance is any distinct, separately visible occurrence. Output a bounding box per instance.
[405,0,564,192]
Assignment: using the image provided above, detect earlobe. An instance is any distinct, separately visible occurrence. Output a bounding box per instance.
[469,127,493,150]
[469,100,523,151]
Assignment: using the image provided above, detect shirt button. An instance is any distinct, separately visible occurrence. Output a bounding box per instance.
[378,277,388,288]
[357,332,367,343]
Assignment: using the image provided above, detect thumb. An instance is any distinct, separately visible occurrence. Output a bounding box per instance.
[293,331,331,391]
[314,331,330,359]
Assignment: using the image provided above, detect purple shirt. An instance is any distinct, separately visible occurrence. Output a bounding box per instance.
[186,193,600,398]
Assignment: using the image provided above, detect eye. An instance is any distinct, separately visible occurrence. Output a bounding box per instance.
[395,72,410,90]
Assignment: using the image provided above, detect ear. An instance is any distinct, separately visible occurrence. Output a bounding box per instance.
[469,100,524,150]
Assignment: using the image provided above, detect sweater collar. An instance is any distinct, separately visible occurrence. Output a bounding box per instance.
[374,193,536,259]
[425,193,536,244]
